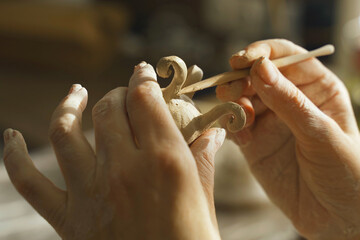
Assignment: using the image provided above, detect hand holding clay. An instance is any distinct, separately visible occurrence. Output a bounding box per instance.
[3,63,224,240]
[217,39,360,240]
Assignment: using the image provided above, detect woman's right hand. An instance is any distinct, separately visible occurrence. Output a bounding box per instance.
[217,39,360,239]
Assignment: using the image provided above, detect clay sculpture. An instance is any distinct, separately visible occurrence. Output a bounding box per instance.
[156,56,246,144]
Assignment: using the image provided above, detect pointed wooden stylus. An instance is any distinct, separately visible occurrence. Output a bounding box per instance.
[178,44,335,95]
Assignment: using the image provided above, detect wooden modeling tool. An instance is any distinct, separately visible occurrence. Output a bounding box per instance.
[178,44,335,95]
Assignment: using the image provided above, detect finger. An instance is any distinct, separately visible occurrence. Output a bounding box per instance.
[230,39,306,70]
[233,111,291,158]
[215,95,255,131]
[234,97,255,128]
[49,84,96,189]
[93,87,138,162]
[3,129,66,225]
[215,77,255,102]
[215,78,267,118]
[280,58,332,86]
[251,95,268,116]
[288,62,357,134]
[250,57,336,142]
[126,62,184,148]
[190,128,225,227]
[231,39,334,88]
[299,75,342,107]
[190,128,225,201]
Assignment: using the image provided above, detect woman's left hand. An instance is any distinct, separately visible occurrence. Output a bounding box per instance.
[3,62,224,240]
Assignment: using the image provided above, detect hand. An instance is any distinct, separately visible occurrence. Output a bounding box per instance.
[3,63,225,240]
[216,39,360,239]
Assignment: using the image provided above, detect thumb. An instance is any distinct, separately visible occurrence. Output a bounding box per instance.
[250,57,331,142]
[190,128,226,196]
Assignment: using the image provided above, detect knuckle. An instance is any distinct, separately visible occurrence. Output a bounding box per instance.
[273,38,292,47]
[15,175,37,199]
[300,111,337,143]
[118,170,135,190]
[3,143,30,178]
[153,149,185,178]
[92,87,127,119]
[317,117,339,134]
[327,80,343,98]
[61,94,72,104]
[92,97,117,119]
[250,39,266,48]
[295,91,308,111]
[276,38,292,45]
[3,148,24,175]
[61,94,86,112]
[128,82,161,106]
[49,117,74,145]
[3,146,19,164]
[286,86,308,112]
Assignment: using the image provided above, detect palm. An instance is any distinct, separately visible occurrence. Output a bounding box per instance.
[240,114,332,234]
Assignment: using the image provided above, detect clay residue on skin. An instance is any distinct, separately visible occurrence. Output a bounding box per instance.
[229,45,270,70]
[216,77,252,102]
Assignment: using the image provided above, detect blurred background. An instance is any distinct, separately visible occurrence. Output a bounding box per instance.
[0,0,359,239]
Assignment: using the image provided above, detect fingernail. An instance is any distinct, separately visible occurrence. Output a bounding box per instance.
[3,128,14,144]
[134,61,147,71]
[215,128,226,147]
[238,50,246,57]
[130,62,157,87]
[232,49,246,58]
[69,84,83,94]
[254,57,279,85]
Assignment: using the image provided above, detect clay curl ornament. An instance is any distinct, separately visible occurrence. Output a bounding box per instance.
[156,56,246,144]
